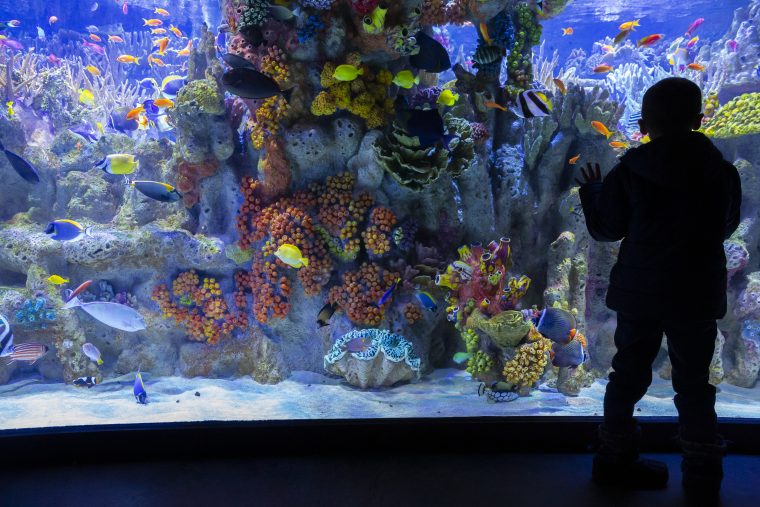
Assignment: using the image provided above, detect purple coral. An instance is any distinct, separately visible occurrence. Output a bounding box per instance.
[408,87,441,108]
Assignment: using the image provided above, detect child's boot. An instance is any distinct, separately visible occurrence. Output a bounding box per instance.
[680,435,727,506]
[592,422,669,489]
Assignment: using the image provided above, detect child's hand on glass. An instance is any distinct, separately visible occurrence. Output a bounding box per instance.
[575,162,602,186]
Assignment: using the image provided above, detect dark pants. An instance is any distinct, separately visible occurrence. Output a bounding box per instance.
[604,313,718,442]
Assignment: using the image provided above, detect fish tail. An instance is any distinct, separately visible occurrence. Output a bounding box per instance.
[85,226,94,237]
[301,256,309,267]
[63,296,81,310]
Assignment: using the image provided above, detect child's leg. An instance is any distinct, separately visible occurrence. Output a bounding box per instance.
[604,313,664,430]
[664,319,718,442]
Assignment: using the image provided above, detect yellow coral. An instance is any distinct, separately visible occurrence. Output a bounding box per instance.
[249,96,288,150]
[320,62,338,88]
[310,91,337,116]
[502,337,552,388]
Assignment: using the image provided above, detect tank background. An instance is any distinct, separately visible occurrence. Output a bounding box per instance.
[0,0,757,400]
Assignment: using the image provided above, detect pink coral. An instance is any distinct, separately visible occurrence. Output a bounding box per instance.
[349,0,381,15]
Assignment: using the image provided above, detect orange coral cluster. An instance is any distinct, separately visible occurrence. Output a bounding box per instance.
[151,270,247,345]
[328,262,400,326]
[362,206,397,257]
[258,137,291,199]
[175,158,220,207]
[404,303,423,324]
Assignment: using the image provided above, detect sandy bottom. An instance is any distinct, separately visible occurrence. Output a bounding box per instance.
[1,369,759,430]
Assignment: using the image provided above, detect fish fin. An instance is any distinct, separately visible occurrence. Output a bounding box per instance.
[281,87,294,102]
[301,256,309,267]
[62,296,82,310]
[85,226,93,237]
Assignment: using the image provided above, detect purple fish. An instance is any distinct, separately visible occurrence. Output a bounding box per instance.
[0,38,23,51]
[685,17,704,37]
[344,336,372,353]
[726,39,738,53]
[82,40,105,55]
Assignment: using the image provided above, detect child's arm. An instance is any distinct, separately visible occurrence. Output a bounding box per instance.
[577,163,629,242]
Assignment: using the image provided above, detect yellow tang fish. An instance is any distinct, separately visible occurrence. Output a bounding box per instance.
[85,65,101,76]
[274,244,309,269]
[333,64,363,82]
[78,89,95,106]
[47,275,70,285]
[437,89,459,106]
[392,70,419,89]
[6,100,14,117]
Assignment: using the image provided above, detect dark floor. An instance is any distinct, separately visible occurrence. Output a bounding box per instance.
[3,452,759,507]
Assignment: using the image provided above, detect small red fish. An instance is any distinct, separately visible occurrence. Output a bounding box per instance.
[593,64,613,73]
[484,101,507,112]
[66,280,93,302]
[637,34,664,48]
[47,53,62,66]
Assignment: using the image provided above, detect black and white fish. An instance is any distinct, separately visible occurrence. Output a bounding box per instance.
[73,376,99,388]
[624,110,642,134]
[513,90,553,119]
[0,314,14,357]
[478,382,518,403]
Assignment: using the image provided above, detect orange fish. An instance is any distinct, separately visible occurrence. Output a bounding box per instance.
[484,101,507,112]
[591,121,613,139]
[116,54,140,64]
[147,55,165,67]
[553,78,566,95]
[143,18,163,27]
[151,28,167,35]
[562,27,574,36]
[609,141,629,149]
[154,36,169,56]
[479,22,492,45]
[618,20,640,32]
[593,64,613,73]
[637,34,664,47]
[154,8,170,17]
[169,25,183,38]
[108,35,124,43]
[89,33,102,42]
[126,105,144,120]
[153,97,174,108]
[568,154,581,165]
[75,141,83,151]
[687,62,706,72]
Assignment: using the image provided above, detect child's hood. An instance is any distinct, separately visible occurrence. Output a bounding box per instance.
[619,131,727,187]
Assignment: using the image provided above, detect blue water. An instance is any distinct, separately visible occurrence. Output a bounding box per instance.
[541,0,748,65]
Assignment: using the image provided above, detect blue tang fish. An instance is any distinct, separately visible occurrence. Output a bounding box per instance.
[416,291,438,312]
[134,368,147,404]
[377,278,401,306]
[45,219,92,241]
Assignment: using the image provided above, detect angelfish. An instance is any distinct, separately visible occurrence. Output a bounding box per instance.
[0,314,14,357]
[63,297,146,332]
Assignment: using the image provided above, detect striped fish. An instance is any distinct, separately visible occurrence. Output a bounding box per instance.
[0,314,14,357]
[625,110,642,134]
[514,90,553,118]
[7,342,49,365]
[473,44,505,66]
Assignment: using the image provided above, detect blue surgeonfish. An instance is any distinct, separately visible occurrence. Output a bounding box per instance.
[416,291,438,312]
[45,219,92,241]
[134,368,147,404]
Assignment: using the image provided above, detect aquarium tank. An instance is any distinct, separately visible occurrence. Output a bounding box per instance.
[0,0,759,430]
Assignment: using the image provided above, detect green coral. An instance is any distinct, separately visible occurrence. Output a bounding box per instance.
[175,79,225,115]
[466,309,531,348]
[466,350,496,377]
[314,225,360,262]
[373,113,475,191]
[462,328,480,353]
[507,4,542,89]
[702,93,760,138]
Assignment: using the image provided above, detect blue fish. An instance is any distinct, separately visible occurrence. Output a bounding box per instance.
[377,278,401,306]
[551,339,587,368]
[45,219,92,241]
[416,291,438,312]
[537,307,576,343]
[134,368,147,404]
[142,99,159,116]
[138,77,158,92]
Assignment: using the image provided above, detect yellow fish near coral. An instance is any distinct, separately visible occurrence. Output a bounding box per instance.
[437,89,459,106]
[392,70,419,89]
[274,244,309,269]
[5,100,14,117]
[85,65,101,77]
[78,89,95,106]
[333,64,364,82]
[362,3,388,34]
[47,275,69,285]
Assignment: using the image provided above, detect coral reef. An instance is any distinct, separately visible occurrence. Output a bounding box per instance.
[324,328,421,388]
[14,297,56,329]
[702,93,760,138]
[502,330,552,390]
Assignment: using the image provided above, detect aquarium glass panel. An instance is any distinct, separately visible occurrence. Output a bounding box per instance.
[0,0,759,430]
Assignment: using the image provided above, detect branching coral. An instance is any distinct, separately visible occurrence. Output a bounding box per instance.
[152,270,247,345]
[310,54,393,129]
[702,93,760,138]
